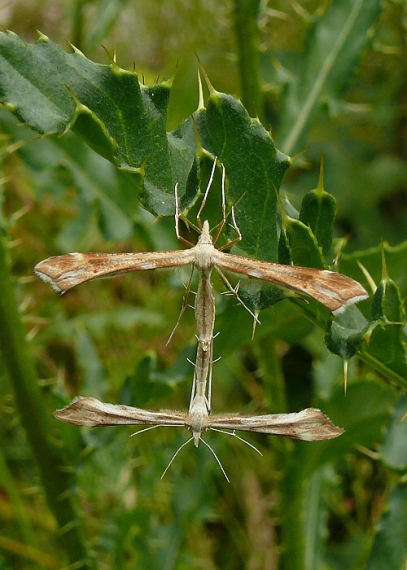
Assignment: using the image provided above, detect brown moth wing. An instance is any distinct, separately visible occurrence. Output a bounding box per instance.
[53,397,187,427]
[212,250,367,315]
[207,408,344,441]
[35,249,196,293]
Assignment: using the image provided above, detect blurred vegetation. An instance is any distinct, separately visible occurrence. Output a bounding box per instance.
[1,0,407,569]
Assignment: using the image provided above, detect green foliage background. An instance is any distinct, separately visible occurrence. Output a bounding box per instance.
[1,1,407,569]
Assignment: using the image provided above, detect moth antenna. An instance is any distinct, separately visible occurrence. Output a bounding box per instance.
[197,156,218,227]
[229,205,241,242]
[213,162,228,244]
[221,162,227,224]
[166,266,195,346]
[200,438,230,483]
[210,428,263,456]
[161,437,193,480]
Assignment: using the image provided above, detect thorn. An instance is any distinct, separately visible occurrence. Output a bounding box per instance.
[197,69,205,111]
[316,155,325,196]
[357,260,376,294]
[380,238,389,282]
[251,309,260,339]
[343,359,348,395]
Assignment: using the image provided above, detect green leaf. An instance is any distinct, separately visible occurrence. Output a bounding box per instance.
[280,215,325,269]
[118,353,174,408]
[299,164,336,265]
[277,0,384,154]
[360,256,407,388]
[0,30,197,216]
[379,392,407,471]
[194,87,291,312]
[0,30,291,253]
[196,89,290,261]
[289,379,397,482]
[326,305,368,359]
[370,269,404,324]
[327,245,407,386]
[75,325,108,396]
[366,483,407,570]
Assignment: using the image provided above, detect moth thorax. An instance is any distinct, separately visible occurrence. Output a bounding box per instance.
[188,395,209,447]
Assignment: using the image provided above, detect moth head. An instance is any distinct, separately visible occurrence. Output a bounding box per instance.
[197,220,213,246]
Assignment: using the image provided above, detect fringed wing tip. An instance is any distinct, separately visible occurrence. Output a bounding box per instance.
[300,408,344,441]
[53,396,98,426]
[331,291,368,316]
[34,267,64,294]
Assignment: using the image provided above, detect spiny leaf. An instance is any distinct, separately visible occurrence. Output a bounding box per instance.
[0,30,197,216]
[360,252,407,388]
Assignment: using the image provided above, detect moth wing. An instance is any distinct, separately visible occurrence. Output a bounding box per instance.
[53,397,187,427]
[213,250,367,314]
[208,408,344,441]
[35,249,196,293]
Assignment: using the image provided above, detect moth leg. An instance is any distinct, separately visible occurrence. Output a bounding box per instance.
[196,156,218,228]
[166,265,196,346]
[214,163,245,249]
[161,437,193,480]
[215,267,260,324]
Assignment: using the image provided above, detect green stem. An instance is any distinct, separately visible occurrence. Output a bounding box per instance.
[232,0,264,122]
[280,464,307,570]
[71,0,86,51]
[0,449,43,569]
[257,336,305,568]
[0,235,92,569]
[359,349,407,390]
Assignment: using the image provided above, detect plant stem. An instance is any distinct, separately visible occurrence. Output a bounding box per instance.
[0,449,43,569]
[281,465,307,570]
[0,234,93,569]
[232,0,264,122]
